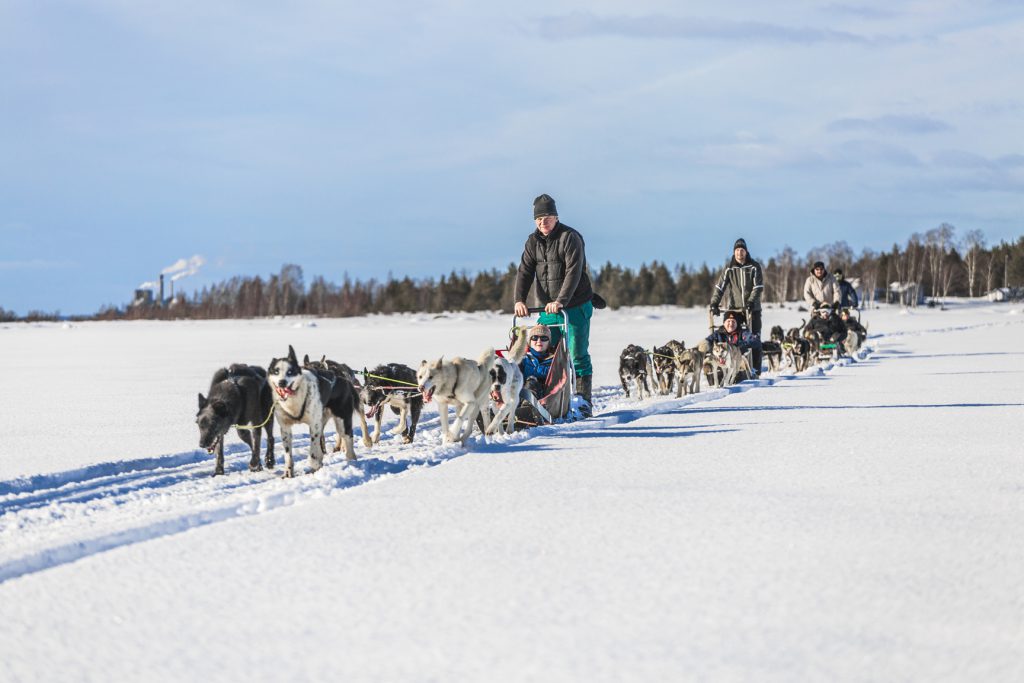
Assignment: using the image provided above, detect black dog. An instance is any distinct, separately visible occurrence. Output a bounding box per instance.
[784,323,812,372]
[619,344,652,399]
[301,355,361,460]
[196,364,275,476]
[360,363,423,444]
[304,355,373,451]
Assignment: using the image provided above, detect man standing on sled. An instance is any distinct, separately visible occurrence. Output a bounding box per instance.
[709,238,765,377]
[514,193,595,417]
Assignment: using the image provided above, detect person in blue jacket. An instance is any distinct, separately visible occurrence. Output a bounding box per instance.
[520,324,555,396]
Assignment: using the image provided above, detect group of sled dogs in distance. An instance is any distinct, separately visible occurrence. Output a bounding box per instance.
[617,315,868,400]
[195,327,551,477]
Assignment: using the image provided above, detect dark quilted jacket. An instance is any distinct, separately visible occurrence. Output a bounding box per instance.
[514,222,593,309]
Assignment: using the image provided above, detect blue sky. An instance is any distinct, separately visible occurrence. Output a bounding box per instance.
[2,1,1022,315]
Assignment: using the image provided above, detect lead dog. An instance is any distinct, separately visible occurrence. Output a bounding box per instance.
[303,354,373,451]
[708,341,751,387]
[196,364,275,476]
[486,327,552,435]
[360,363,423,444]
[268,345,331,477]
[619,344,653,399]
[417,347,496,444]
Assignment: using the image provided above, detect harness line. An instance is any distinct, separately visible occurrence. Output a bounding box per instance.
[233,404,275,431]
[358,371,420,388]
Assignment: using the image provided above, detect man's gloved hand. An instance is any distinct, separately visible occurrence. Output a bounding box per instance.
[710,303,720,316]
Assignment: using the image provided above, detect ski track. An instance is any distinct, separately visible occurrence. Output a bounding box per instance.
[2,317,1014,585]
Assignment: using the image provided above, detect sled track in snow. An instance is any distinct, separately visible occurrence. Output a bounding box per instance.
[0,336,888,584]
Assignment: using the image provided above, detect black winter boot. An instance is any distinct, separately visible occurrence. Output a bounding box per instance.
[751,349,762,378]
[576,374,593,418]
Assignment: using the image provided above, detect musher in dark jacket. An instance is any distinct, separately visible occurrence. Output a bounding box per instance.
[514,194,594,416]
[834,268,859,309]
[709,238,765,374]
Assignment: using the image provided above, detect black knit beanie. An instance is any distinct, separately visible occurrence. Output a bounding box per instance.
[733,238,747,251]
[533,194,557,219]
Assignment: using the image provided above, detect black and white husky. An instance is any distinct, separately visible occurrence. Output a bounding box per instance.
[268,345,333,477]
[417,347,496,444]
[485,327,551,435]
[359,363,423,444]
[196,364,275,476]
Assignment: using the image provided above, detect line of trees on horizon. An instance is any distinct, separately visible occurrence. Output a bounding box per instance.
[4,226,1023,322]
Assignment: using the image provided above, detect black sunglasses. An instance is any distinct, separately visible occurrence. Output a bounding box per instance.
[530,335,550,342]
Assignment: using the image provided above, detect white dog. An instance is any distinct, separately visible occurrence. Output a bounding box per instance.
[417,347,496,444]
[709,342,751,387]
[485,327,552,435]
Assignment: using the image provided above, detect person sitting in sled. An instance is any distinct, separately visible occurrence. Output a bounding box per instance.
[840,308,867,346]
[806,303,848,346]
[520,324,555,398]
[697,310,763,378]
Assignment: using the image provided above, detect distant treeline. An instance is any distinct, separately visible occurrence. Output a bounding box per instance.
[4,226,1023,322]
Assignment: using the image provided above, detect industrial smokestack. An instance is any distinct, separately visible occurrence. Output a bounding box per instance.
[159,274,165,306]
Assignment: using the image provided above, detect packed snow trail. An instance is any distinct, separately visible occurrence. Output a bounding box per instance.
[0,346,873,584]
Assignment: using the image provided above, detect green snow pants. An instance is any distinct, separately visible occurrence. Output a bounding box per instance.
[538,300,593,377]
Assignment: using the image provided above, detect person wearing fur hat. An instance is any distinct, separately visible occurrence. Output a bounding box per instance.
[803,261,841,312]
[514,194,595,416]
[709,238,764,374]
[520,324,555,385]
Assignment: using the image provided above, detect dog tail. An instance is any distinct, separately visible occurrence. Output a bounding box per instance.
[478,346,497,372]
[507,327,530,364]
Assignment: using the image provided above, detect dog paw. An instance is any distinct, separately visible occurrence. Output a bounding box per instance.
[402,435,413,444]
[212,468,224,477]
[362,436,373,448]
[249,463,263,473]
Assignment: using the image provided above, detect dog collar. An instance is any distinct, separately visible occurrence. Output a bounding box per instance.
[275,390,308,422]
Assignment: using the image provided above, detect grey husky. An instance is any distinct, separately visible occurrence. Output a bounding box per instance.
[417,346,496,444]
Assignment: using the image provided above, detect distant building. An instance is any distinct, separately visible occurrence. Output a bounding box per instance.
[987,287,1024,302]
[887,282,924,306]
[132,289,154,307]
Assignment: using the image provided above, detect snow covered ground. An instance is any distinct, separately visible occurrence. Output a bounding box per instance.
[1,302,1022,682]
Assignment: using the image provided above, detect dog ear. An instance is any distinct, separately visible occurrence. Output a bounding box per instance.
[303,354,311,365]
[320,354,326,363]
[288,345,298,364]
[198,393,207,410]
[433,357,443,368]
